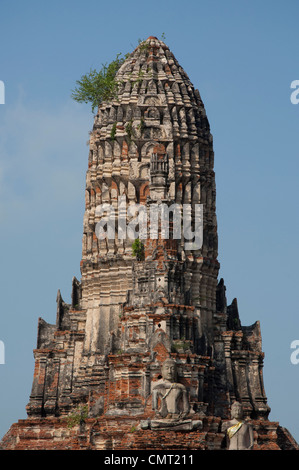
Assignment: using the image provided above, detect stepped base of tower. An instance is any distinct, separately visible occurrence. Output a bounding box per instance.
[1,416,298,450]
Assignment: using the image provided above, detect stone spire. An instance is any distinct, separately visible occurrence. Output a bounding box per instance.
[81,35,218,357]
[1,37,298,451]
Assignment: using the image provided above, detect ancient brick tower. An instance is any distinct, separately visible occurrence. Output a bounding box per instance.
[1,37,298,450]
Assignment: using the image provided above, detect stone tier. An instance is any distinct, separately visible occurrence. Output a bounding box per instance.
[1,415,297,450]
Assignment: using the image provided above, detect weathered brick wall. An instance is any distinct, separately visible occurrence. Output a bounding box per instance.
[1,416,296,450]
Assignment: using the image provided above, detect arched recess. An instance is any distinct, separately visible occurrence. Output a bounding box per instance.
[140,182,150,204]
[113,140,121,160]
[176,181,183,204]
[183,181,192,204]
[140,141,160,160]
[110,180,118,204]
[105,141,113,160]
[145,106,160,120]
[109,106,116,123]
[191,143,199,169]
[139,163,150,180]
[193,181,201,204]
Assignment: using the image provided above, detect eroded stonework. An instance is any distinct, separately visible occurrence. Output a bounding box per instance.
[1,36,298,450]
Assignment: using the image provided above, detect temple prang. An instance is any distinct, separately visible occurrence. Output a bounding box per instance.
[1,36,298,450]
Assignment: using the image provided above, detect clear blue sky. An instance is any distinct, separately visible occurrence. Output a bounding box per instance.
[1,0,299,443]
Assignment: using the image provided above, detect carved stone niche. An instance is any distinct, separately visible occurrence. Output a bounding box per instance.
[140,358,202,431]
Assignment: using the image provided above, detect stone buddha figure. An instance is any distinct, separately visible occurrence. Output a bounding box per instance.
[223,401,254,450]
[152,358,189,420]
[140,358,201,431]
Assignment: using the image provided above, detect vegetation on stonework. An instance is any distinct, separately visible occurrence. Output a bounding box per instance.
[137,38,150,54]
[129,425,137,433]
[124,117,145,143]
[71,34,166,114]
[71,52,129,113]
[67,404,88,428]
[125,119,134,142]
[138,117,145,133]
[171,339,191,353]
[132,238,145,261]
[110,122,117,141]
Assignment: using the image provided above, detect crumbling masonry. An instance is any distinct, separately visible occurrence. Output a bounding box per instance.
[1,36,298,450]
